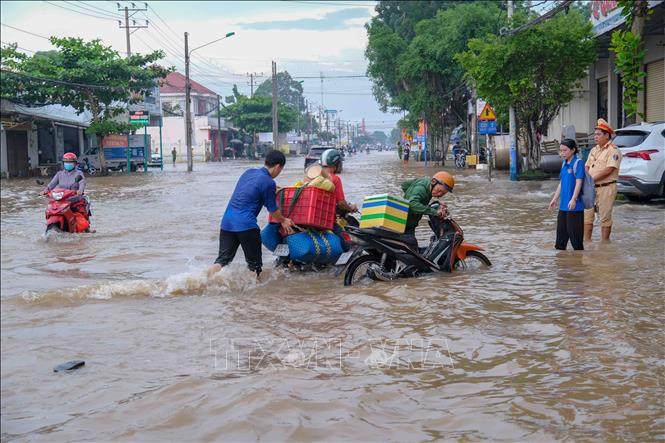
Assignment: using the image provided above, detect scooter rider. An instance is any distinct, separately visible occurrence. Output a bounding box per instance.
[320,148,357,251]
[42,152,89,214]
[400,171,454,248]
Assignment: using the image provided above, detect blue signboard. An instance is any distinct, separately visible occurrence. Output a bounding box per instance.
[479,120,497,135]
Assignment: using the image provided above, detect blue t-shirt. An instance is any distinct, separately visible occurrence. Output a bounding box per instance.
[221,167,278,231]
[559,156,585,212]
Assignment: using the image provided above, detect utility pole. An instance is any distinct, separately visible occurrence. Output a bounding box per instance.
[272,61,278,150]
[471,94,478,155]
[117,4,148,57]
[216,94,222,162]
[320,72,324,108]
[306,100,312,149]
[508,0,518,180]
[184,32,193,172]
[247,72,263,98]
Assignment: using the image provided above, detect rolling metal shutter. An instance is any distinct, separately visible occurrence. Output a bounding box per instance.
[645,59,664,122]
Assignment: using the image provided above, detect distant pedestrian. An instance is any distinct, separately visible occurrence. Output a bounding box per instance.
[403,143,411,163]
[584,119,622,241]
[549,139,584,250]
[208,150,295,279]
[171,147,177,166]
[397,141,403,160]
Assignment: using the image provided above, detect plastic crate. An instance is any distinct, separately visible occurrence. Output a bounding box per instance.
[268,186,336,230]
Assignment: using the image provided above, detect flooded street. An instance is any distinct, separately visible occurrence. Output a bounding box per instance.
[1,151,664,441]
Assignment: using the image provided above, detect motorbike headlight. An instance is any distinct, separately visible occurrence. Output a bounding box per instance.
[52,191,64,200]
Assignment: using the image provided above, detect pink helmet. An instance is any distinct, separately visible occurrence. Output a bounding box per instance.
[63,152,78,162]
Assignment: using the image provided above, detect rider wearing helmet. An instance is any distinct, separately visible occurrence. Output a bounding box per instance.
[43,152,89,216]
[400,171,454,246]
[320,148,357,214]
[320,148,358,251]
[43,152,86,196]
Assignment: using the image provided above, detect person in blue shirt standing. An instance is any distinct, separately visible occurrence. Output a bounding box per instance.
[549,139,585,250]
[209,150,295,278]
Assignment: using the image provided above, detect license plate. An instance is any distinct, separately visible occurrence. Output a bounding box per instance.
[274,244,290,257]
[335,251,353,266]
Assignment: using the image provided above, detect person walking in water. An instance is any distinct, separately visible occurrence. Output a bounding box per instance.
[171,147,177,166]
[209,150,295,279]
[584,119,622,242]
[549,139,584,250]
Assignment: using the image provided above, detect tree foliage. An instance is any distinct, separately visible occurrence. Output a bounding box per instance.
[365,1,504,160]
[221,95,297,135]
[456,9,596,168]
[254,71,305,111]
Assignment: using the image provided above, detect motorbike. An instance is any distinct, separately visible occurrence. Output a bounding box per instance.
[453,147,468,168]
[37,176,91,234]
[340,203,490,286]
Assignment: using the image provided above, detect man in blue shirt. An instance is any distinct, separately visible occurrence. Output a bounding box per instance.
[209,150,295,278]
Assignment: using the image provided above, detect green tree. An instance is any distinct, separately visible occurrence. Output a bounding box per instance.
[221,95,297,135]
[371,130,388,144]
[254,71,305,111]
[457,9,596,169]
[610,0,653,123]
[1,37,171,173]
[366,1,503,161]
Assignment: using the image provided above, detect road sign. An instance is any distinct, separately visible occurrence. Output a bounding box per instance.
[129,110,149,125]
[479,120,497,135]
[324,109,337,113]
[479,103,497,121]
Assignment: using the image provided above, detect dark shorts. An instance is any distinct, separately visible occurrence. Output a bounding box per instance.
[214,228,263,274]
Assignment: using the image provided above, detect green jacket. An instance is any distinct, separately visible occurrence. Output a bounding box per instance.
[401,177,438,231]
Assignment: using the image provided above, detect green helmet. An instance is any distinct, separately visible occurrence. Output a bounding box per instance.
[320,148,341,167]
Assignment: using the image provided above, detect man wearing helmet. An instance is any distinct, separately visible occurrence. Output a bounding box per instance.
[400,171,454,247]
[320,148,357,251]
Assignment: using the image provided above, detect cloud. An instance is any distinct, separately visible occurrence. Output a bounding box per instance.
[241,8,371,31]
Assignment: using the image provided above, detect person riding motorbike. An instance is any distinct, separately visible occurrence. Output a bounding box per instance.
[42,152,90,215]
[320,148,357,251]
[400,171,454,248]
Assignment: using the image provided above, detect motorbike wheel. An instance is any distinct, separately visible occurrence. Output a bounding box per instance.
[454,250,491,270]
[343,255,382,286]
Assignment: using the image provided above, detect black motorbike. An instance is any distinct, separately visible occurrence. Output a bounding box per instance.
[340,203,490,286]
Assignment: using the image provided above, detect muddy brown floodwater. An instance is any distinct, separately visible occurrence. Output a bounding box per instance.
[1,152,664,442]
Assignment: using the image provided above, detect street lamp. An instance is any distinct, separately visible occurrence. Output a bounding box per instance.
[184,31,235,172]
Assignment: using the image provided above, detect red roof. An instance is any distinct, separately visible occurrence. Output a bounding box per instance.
[160,71,217,96]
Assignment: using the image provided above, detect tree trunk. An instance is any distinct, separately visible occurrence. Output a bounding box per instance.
[527,120,540,170]
[96,132,108,175]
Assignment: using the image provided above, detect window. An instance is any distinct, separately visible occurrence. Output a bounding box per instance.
[613,130,649,148]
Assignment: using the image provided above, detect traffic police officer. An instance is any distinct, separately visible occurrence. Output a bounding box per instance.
[584,118,622,241]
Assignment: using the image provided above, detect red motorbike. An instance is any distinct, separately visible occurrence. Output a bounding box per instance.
[38,177,91,233]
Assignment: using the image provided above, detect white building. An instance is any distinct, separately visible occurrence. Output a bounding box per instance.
[547,0,664,139]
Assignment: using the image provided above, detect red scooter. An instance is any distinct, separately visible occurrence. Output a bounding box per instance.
[38,177,91,233]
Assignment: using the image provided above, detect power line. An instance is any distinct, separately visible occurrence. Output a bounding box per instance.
[42,1,119,21]
[501,0,574,36]
[0,69,125,91]
[0,41,36,53]
[63,1,124,19]
[147,3,184,43]
[0,23,50,40]
[283,0,377,7]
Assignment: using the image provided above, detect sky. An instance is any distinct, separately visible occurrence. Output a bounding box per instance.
[0,0,403,134]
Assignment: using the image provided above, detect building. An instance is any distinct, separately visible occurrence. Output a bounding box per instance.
[148,72,230,161]
[547,0,664,139]
[0,100,91,178]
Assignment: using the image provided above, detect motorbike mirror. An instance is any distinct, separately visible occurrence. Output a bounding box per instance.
[36,179,45,186]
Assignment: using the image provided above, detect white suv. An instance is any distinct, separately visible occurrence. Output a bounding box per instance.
[615,122,665,202]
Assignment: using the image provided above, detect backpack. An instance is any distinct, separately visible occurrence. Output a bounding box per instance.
[571,158,595,209]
